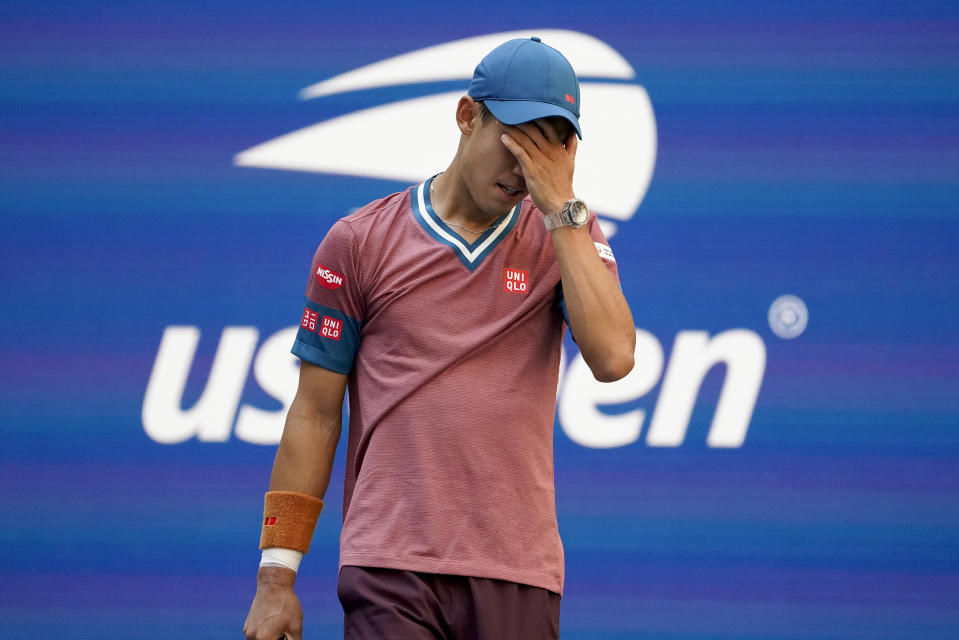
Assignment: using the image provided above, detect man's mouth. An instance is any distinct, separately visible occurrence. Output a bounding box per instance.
[497,182,524,197]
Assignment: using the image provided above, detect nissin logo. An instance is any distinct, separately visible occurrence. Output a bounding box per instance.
[315,265,344,289]
[143,31,772,449]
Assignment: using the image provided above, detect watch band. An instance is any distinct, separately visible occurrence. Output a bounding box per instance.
[542,210,566,230]
[543,199,589,230]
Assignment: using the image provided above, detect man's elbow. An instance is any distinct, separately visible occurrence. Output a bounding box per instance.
[588,350,635,383]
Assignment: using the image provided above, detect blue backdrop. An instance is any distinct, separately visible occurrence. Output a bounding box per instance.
[2,1,958,638]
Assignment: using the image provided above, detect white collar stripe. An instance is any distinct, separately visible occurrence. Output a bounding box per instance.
[414,182,518,265]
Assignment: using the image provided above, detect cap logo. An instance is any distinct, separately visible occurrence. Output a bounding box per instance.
[565,94,576,104]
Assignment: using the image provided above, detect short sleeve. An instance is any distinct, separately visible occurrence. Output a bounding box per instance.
[291,221,365,374]
[556,212,621,330]
[586,213,619,281]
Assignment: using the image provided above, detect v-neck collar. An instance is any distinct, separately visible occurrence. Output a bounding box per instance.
[410,176,520,271]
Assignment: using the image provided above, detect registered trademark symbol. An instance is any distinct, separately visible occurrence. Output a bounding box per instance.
[768,294,808,339]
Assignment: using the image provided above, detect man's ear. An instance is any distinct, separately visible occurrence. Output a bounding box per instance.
[455,96,480,136]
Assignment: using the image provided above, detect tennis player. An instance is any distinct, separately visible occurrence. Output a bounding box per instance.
[243,36,635,640]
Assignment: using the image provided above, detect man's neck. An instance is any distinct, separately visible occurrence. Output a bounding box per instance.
[430,165,508,233]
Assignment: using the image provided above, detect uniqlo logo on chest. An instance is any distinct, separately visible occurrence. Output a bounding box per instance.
[315,264,344,289]
[503,268,529,294]
[300,308,319,332]
[319,316,342,341]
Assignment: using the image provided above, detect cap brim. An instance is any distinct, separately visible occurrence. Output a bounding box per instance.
[484,100,583,139]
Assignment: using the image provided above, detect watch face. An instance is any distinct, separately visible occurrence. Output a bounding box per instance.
[571,200,589,225]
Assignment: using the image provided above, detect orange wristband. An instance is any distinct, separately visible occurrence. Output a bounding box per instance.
[259,491,324,553]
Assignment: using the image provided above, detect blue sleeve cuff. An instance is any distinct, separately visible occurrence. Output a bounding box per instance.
[291,337,354,374]
[290,298,361,374]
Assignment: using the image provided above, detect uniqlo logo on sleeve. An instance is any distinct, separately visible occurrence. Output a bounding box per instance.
[300,308,319,332]
[503,268,529,294]
[315,264,344,289]
[319,316,342,340]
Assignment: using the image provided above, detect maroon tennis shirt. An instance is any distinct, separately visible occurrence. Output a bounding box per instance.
[292,178,618,595]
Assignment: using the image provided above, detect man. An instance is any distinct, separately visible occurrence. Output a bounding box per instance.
[243,36,635,640]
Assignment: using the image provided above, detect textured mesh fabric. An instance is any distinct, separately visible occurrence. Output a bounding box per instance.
[292,182,618,595]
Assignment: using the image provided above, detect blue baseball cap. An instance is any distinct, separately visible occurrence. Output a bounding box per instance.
[468,36,582,139]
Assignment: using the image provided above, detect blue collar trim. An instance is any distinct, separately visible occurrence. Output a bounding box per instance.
[410,177,520,271]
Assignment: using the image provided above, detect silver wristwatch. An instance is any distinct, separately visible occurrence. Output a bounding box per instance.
[543,198,589,230]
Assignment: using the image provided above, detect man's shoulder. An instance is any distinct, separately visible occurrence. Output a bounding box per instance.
[339,185,415,229]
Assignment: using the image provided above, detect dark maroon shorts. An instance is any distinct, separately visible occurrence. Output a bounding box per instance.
[337,565,561,640]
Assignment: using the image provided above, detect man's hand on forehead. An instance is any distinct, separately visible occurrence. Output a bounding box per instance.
[500,120,577,215]
[514,118,571,147]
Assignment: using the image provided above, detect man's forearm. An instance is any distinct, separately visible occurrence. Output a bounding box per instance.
[269,400,342,499]
[245,396,339,638]
[498,118,635,380]
[551,225,635,382]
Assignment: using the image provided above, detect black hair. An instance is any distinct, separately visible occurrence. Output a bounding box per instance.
[475,101,496,124]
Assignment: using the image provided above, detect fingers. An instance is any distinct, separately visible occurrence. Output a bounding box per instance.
[246,627,297,640]
[515,119,571,147]
[242,596,303,640]
[506,121,574,162]
[501,126,549,174]
[270,627,299,640]
[500,133,531,168]
[535,119,565,146]
[513,122,554,150]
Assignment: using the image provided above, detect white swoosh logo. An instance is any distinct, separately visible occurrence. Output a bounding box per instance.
[234,30,657,235]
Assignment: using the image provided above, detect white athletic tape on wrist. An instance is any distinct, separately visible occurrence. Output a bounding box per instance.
[259,547,304,573]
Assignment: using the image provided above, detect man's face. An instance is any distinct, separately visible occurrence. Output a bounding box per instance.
[461,107,572,218]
